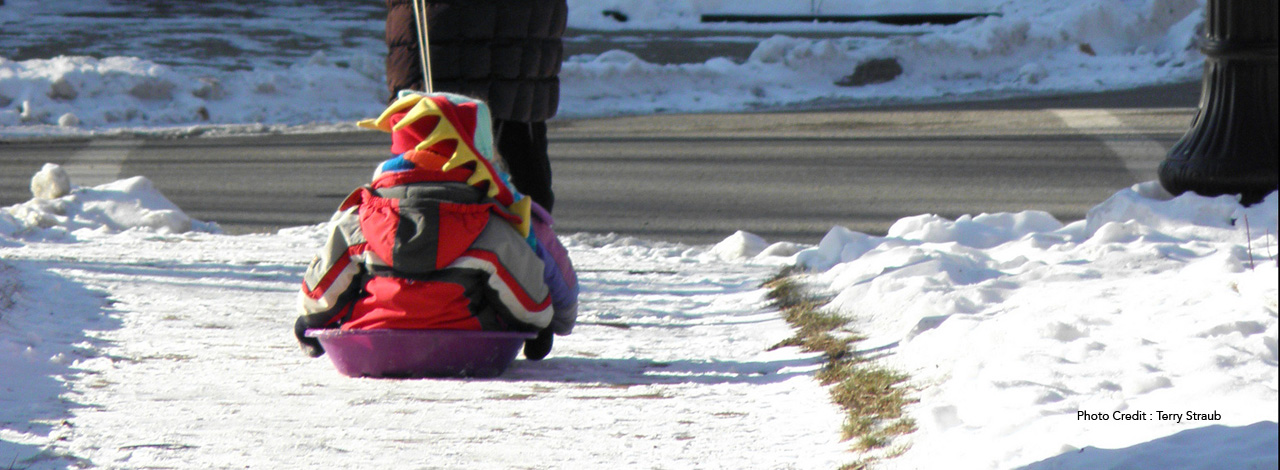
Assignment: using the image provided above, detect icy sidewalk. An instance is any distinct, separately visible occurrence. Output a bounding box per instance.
[3,228,850,470]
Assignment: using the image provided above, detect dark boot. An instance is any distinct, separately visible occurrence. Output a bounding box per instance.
[523,328,554,360]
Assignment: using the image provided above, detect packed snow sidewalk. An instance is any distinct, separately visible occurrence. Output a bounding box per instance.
[0,172,849,469]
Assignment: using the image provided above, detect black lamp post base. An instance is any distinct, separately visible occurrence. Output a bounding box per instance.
[1158,0,1278,206]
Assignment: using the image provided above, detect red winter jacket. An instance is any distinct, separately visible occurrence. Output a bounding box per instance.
[298,170,553,332]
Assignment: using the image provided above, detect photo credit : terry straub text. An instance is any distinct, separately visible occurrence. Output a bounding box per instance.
[1077,410,1223,424]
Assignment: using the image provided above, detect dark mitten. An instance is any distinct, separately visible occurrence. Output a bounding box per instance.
[294,316,325,358]
[523,328,554,361]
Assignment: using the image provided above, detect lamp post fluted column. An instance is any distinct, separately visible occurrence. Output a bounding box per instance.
[1159,0,1278,205]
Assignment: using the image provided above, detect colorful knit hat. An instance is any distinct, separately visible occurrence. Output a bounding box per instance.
[358,91,531,237]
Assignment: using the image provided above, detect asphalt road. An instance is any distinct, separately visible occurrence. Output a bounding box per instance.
[0,81,1200,245]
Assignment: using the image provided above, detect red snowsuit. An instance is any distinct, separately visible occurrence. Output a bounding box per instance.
[294,92,576,357]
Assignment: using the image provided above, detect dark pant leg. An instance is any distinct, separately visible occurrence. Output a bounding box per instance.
[495,120,555,212]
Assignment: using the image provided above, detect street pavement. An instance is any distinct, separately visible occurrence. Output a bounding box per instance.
[0,81,1200,245]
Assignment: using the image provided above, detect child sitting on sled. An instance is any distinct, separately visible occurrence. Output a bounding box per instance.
[294,91,578,361]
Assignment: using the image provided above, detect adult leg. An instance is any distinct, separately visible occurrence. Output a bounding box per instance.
[495,120,555,212]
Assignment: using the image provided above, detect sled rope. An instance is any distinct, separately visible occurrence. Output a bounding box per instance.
[411,0,434,93]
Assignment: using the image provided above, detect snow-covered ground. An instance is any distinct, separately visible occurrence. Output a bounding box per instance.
[1,0,1204,137]
[2,169,1275,469]
[786,184,1278,469]
[3,1,1278,469]
[0,167,851,469]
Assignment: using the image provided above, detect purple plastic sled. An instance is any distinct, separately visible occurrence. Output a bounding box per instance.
[306,329,535,378]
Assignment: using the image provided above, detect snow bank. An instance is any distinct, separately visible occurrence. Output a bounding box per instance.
[1,164,219,239]
[0,54,385,137]
[559,0,1203,117]
[710,183,1279,468]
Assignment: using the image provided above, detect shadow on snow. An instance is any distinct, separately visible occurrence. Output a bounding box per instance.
[0,259,121,470]
[502,355,820,386]
[1018,421,1279,470]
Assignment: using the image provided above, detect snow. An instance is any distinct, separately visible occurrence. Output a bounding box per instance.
[28,164,70,201]
[3,0,1277,469]
[780,183,1278,468]
[2,164,219,240]
[1,0,1204,137]
[2,171,1276,469]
